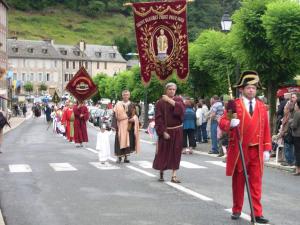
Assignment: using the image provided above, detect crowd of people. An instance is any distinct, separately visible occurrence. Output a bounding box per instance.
[274,92,300,174]
[49,100,89,148]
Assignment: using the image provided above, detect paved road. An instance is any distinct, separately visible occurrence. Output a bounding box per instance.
[0,116,299,225]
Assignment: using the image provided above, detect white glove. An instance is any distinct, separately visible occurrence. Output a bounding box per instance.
[230,118,240,128]
[264,151,270,162]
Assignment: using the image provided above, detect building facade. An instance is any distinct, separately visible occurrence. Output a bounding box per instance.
[7,39,127,96]
[0,0,8,110]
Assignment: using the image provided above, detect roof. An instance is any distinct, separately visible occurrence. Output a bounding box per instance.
[0,0,9,9]
[7,39,60,59]
[53,44,88,60]
[7,39,127,63]
[83,44,126,63]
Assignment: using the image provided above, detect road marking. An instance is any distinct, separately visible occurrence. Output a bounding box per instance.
[205,161,226,168]
[49,163,77,171]
[141,139,155,145]
[166,182,213,201]
[9,164,32,173]
[86,147,98,154]
[132,160,153,169]
[86,148,117,162]
[90,162,120,170]
[180,161,207,169]
[224,209,251,221]
[126,165,156,177]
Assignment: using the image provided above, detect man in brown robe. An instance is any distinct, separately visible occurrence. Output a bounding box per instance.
[113,90,137,163]
[153,82,185,183]
[73,101,89,147]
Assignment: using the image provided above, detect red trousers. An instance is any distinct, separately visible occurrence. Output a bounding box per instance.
[232,146,263,217]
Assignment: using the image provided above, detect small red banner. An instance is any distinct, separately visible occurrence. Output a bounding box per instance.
[133,0,189,84]
[65,67,97,101]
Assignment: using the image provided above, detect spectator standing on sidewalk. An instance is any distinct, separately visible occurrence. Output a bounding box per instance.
[280,103,295,166]
[200,99,209,143]
[291,98,300,175]
[182,98,196,154]
[208,95,224,154]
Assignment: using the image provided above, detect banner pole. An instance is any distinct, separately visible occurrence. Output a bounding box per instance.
[124,0,194,7]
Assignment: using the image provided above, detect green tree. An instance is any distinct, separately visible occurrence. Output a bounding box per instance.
[231,0,300,130]
[24,82,33,93]
[189,30,237,98]
[39,83,48,92]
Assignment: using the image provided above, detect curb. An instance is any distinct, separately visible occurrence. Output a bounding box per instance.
[192,148,295,173]
[3,113,32,135]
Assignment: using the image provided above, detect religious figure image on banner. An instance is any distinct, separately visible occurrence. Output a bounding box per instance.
[65,67,97,101]
[156,28,169,61]
[132,0,189,85]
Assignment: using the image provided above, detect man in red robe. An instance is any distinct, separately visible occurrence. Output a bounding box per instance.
[219,71,271,224]
[61,100,69,138]
[152,82,185,183]
[61,102,75,142]
[73,101,89,147]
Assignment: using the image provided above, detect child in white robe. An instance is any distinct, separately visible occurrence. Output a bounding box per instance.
[96,123,113,164]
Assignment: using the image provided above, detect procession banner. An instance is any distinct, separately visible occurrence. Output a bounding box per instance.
[65,67,97,101]
[132,0,189,84]
[52,91,60,104]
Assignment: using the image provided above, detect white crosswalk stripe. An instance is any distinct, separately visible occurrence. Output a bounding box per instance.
[205,161,226,168]
[180,161,207,169]
[90,162,120,170]
[9,164,32,173]
[5,159,225,174]
[132,161,153,169]
[49,163,78,171]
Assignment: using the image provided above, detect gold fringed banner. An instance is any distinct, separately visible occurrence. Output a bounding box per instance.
[132,0,189,85]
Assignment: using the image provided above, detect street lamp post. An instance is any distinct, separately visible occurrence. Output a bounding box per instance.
[221,12,232,32]
[221,12,239,97]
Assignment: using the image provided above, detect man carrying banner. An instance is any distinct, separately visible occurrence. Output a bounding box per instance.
[152,83,185,183]
[73,100,89,147]
[113,90,137,163]
[219,71,271,224]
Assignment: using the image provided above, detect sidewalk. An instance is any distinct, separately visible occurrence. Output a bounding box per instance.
[3,112,32,135]
[139,129,295,173]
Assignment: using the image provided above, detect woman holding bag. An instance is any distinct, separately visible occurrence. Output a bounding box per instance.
[291,98,300,175]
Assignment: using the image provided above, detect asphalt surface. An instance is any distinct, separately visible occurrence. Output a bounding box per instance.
[0,116,299,225]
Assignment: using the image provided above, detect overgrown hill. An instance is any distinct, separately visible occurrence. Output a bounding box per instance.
[7,0,240,56]
[8,8,134,45]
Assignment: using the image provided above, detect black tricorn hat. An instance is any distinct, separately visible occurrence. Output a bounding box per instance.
[233,70,264,89]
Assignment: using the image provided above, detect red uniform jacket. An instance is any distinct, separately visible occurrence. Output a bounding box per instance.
[219,98,272,176]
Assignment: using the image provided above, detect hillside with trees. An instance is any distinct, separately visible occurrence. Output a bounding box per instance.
[7,0,240,52]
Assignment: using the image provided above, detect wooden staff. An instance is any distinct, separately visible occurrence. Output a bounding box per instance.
[123,0,194,7]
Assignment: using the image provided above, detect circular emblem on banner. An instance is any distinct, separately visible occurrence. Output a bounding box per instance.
[150,26,175,62]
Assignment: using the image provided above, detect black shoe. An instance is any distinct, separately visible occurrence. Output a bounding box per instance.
[202,140,208,143]
[117,157,122,164]
[124,157,130,163]
[251,216,269,224]
[158,171,164,182]
[208,151,218,154]
[280,162,289,166]
[231,212,241,220]
[217,153,224,157]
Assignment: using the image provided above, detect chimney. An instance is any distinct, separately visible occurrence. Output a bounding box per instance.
[79,40,86,52]
[44,39,54,45]
[112,45,118,51]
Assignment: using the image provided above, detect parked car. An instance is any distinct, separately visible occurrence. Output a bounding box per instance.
[89,108,105,126]
[99,109,113,129]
